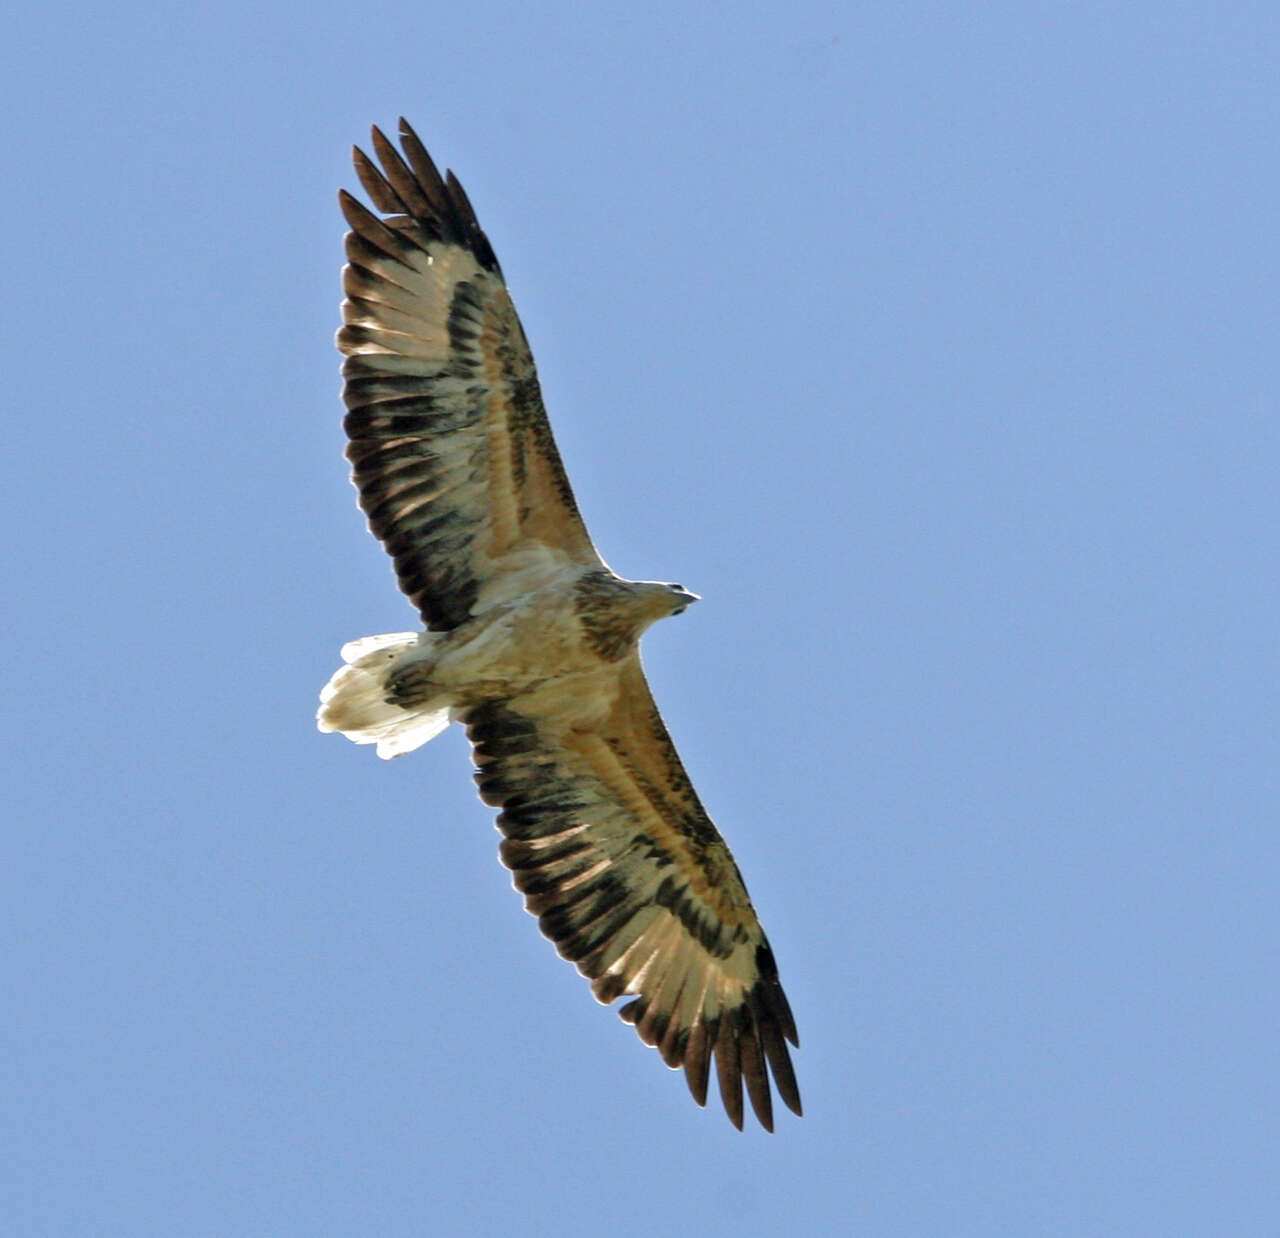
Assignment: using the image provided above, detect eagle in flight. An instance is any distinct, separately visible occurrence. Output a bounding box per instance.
[318,120,801,1130]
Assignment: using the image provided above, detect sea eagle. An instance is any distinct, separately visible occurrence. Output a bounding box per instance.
[318,121,801,1130]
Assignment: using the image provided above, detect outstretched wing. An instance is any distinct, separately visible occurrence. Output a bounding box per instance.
[338,120,602,630]
[464,657,801,1130]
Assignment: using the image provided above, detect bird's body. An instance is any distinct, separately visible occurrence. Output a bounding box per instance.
[318,121,801,1130]
[320,569,694,750]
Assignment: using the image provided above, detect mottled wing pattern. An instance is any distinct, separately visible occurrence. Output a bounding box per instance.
[338,120,601,630]
[465,657,801,1130]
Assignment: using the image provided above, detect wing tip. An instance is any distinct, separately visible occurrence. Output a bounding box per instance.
[397,115,421,146]
[343,120,503,275]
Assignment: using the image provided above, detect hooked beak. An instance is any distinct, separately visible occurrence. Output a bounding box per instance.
[671,587,700,615]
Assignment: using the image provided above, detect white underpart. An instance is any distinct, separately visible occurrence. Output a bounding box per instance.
[317,631,452,759]
[318,565,620,762]
[471,548,587,613]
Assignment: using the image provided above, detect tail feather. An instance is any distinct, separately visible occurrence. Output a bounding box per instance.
[317,632,453,759]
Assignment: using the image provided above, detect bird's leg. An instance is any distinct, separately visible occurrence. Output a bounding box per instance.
[384,659,438,707]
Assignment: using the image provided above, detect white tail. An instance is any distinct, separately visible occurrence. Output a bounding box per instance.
[317,632,453,759]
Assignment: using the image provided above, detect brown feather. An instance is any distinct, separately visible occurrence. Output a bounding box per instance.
[683,1021,713,1107]
[737,1018,774,1133]
[756,1008,803,1118]
[369,126,435,219]
[338,190,420,266]
[336,127,601,629]
[396,119,449,201]
[713,1017,744,1131]
[352,146,405,216]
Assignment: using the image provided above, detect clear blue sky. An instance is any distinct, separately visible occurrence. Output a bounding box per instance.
[4,3,1277,1234]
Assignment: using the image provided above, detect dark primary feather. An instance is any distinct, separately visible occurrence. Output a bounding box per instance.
[464,681,801,1131]
[337,119,594,630]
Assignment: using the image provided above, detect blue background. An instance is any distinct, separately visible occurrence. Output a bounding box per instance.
[4,3,1277,1234]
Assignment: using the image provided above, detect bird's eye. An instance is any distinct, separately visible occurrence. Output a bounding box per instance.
[672,583,685,592]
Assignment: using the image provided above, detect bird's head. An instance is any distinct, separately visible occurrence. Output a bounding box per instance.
[665,582,701,617]
[581,576,700,657]
[625,580,701,627]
